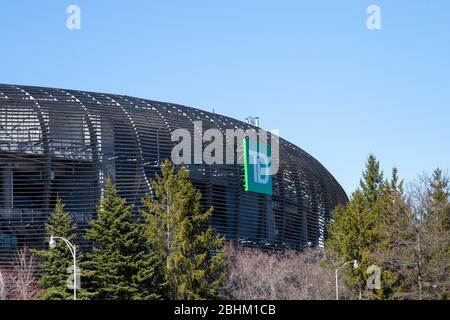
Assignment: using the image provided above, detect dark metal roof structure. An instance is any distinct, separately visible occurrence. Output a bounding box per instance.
[0,84,347,265]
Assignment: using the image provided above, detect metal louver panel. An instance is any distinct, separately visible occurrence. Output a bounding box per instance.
[0,84,348,267]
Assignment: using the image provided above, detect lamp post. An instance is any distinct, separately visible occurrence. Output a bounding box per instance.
[49,235,77,300]
[335,260,358,300]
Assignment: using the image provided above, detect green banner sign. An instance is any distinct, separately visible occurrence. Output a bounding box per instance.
[243,139,272,195]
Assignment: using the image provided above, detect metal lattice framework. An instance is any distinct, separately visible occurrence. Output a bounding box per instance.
[0,84,347,265]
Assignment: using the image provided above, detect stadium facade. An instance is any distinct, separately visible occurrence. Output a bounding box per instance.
[0,84,347,265]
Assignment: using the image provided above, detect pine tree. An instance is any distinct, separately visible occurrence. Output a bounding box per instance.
[327,156,449,300]
[429,168,450,231]
[372,168,409,299]
[142,160,226,300]
[83,179,163,300]
[325,154,388,299]
[377,170,450,299]
[365,168,449,299]
[33,197,82,300]
[426,169,450,299]
[360,154,384,207]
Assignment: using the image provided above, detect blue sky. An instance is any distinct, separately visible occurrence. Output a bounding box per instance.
[0,1,449,194]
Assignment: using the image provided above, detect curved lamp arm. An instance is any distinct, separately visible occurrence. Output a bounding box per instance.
[335,260,358,300]
[336,260,358,275]
[50,236,76,256]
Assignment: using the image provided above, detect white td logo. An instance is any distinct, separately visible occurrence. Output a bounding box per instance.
[249,149,270,184]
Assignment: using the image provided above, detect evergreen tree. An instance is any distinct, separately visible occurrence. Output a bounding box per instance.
[429,168,450,231]
[325,154,388,299]
[360,154,384,207]
[338,164,450,300]
[327,155,450,300]
[33,197,82,300]
[372,168,409,299]
[375,170,450,299]
[142,160,226,300]
[430,169,449,203]
[426,169,450,298]
[83,179,163,300]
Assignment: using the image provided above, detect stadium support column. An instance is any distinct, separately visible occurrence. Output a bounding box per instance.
[2,163,13,209]
[264,194,275,243]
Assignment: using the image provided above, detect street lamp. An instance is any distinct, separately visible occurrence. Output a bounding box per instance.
[335,259,358,300]
[49,235,77,300]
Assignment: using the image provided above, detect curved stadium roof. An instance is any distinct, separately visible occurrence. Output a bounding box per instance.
[0,84,347,262]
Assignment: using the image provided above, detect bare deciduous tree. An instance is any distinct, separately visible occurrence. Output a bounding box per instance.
[11,247,40,300]
[0,247,40,300]
[221,245,335,300]
[373,174,450,299]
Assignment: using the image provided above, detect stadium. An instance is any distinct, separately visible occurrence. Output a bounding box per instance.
[0,84,347,266]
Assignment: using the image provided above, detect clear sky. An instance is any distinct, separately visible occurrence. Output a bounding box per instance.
[0,1,449,194]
